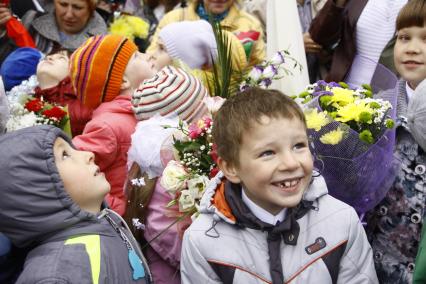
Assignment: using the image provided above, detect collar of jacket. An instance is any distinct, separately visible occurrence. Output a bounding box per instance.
[221,180,313,284]
[31,10,107,50]
[34,76,76,105]
[186,1,241,30]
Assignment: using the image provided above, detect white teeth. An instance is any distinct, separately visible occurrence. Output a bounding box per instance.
[275,179,300,188]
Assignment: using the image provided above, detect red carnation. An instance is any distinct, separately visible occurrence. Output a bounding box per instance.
[209,167,219,179]
[209,143,219,164]
[42,106,67,121]
[25,98,44,113]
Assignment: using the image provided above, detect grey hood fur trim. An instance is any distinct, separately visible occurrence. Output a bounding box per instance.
[0,126,97,247]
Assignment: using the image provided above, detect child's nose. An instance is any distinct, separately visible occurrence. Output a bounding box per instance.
[278,152,299,171]
[82,150,95,163]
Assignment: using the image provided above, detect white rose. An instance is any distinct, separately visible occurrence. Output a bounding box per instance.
[179,190,196,212]
[187,175,209,200]
[160,160,188,196]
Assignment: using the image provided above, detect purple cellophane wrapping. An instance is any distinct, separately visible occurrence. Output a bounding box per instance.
[306,64,400,214]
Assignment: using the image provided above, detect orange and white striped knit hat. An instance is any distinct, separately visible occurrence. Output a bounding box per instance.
[132,66,208,123]
[70,34,137,110]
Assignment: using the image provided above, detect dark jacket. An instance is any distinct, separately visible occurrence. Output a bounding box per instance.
[0,126,151,284]
[366,80,426,284]
[309,0,396,82]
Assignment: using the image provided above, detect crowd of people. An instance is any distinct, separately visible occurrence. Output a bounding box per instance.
[0,0,425,283]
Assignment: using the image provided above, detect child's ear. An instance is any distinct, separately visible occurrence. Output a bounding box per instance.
[121,75,131,90]
[218,157,241,184]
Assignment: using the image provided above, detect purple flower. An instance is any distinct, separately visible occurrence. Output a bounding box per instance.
[262,65,278,79]
[270,51,286,65]
[260,78,272,87]
[312,90,333,97]
[248,66,263,82]
[328,82,341,88]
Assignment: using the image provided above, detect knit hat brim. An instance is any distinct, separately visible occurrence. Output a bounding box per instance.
[132,66,208,122]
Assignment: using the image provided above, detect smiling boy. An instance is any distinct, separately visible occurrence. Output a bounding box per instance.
[181,88,378,284]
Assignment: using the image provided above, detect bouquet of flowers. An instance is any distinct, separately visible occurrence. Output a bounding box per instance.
[299,81,395,146]
[6,94,70,134]
[295,65,399,214]
[160,116,219,218]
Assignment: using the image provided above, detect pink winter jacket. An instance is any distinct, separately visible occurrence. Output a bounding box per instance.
[144,180,191,284]
[73,95,136,216]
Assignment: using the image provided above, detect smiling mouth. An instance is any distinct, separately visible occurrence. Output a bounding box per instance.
[272,178,302,190]
[403,60,423,65]
[94,167,101,176]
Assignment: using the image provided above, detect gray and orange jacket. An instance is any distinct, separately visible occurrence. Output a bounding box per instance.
[181,172,378,284]
[0,126,151,284]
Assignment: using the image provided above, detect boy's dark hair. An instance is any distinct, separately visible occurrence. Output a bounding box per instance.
[212,87,306,167]
[396,0,426,30]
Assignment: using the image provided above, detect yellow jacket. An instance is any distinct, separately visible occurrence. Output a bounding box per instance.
[147,1,265,69]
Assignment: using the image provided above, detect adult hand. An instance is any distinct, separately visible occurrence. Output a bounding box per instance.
[334,0,347,8]
[303,32,322,53]
[0,4,12,32]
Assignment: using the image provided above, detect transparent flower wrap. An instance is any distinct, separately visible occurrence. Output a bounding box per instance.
[305,64,400,214]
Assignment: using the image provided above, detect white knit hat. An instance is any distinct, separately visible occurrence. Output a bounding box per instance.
[132,66,208,122]
[407,79,426,152]
[158,20,218,69]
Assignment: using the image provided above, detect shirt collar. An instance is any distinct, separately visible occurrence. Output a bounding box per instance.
[241,189,287,225]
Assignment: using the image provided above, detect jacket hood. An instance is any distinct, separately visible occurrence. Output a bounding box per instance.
[200,172,329,224]
[0,126,97,247]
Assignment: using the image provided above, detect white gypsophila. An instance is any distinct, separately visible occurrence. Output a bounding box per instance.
[6,75,39,105]
[132,218,145,230]
[131,177,146,187]
[6,111,37,132]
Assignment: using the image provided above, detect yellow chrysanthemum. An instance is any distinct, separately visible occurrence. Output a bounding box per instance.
[109,15,149,41]
[319,128,345,145]
[329,87,355,107]
[304,108,329,131]
[335,101,373,123]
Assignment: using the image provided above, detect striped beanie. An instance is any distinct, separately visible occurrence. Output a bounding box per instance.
[132,66,208,122]
[70,34,137,110]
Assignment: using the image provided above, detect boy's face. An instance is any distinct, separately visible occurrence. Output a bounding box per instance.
[36,52,70,86]
[54,137,110,214]
[124,51,158,89]
[153,39,173,70]
[220,116,313,215]
[394,25,426,89]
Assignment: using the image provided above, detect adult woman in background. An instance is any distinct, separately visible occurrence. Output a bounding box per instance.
[0,0,107,64]
[147,0,265,68]
[309,0,407,86]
